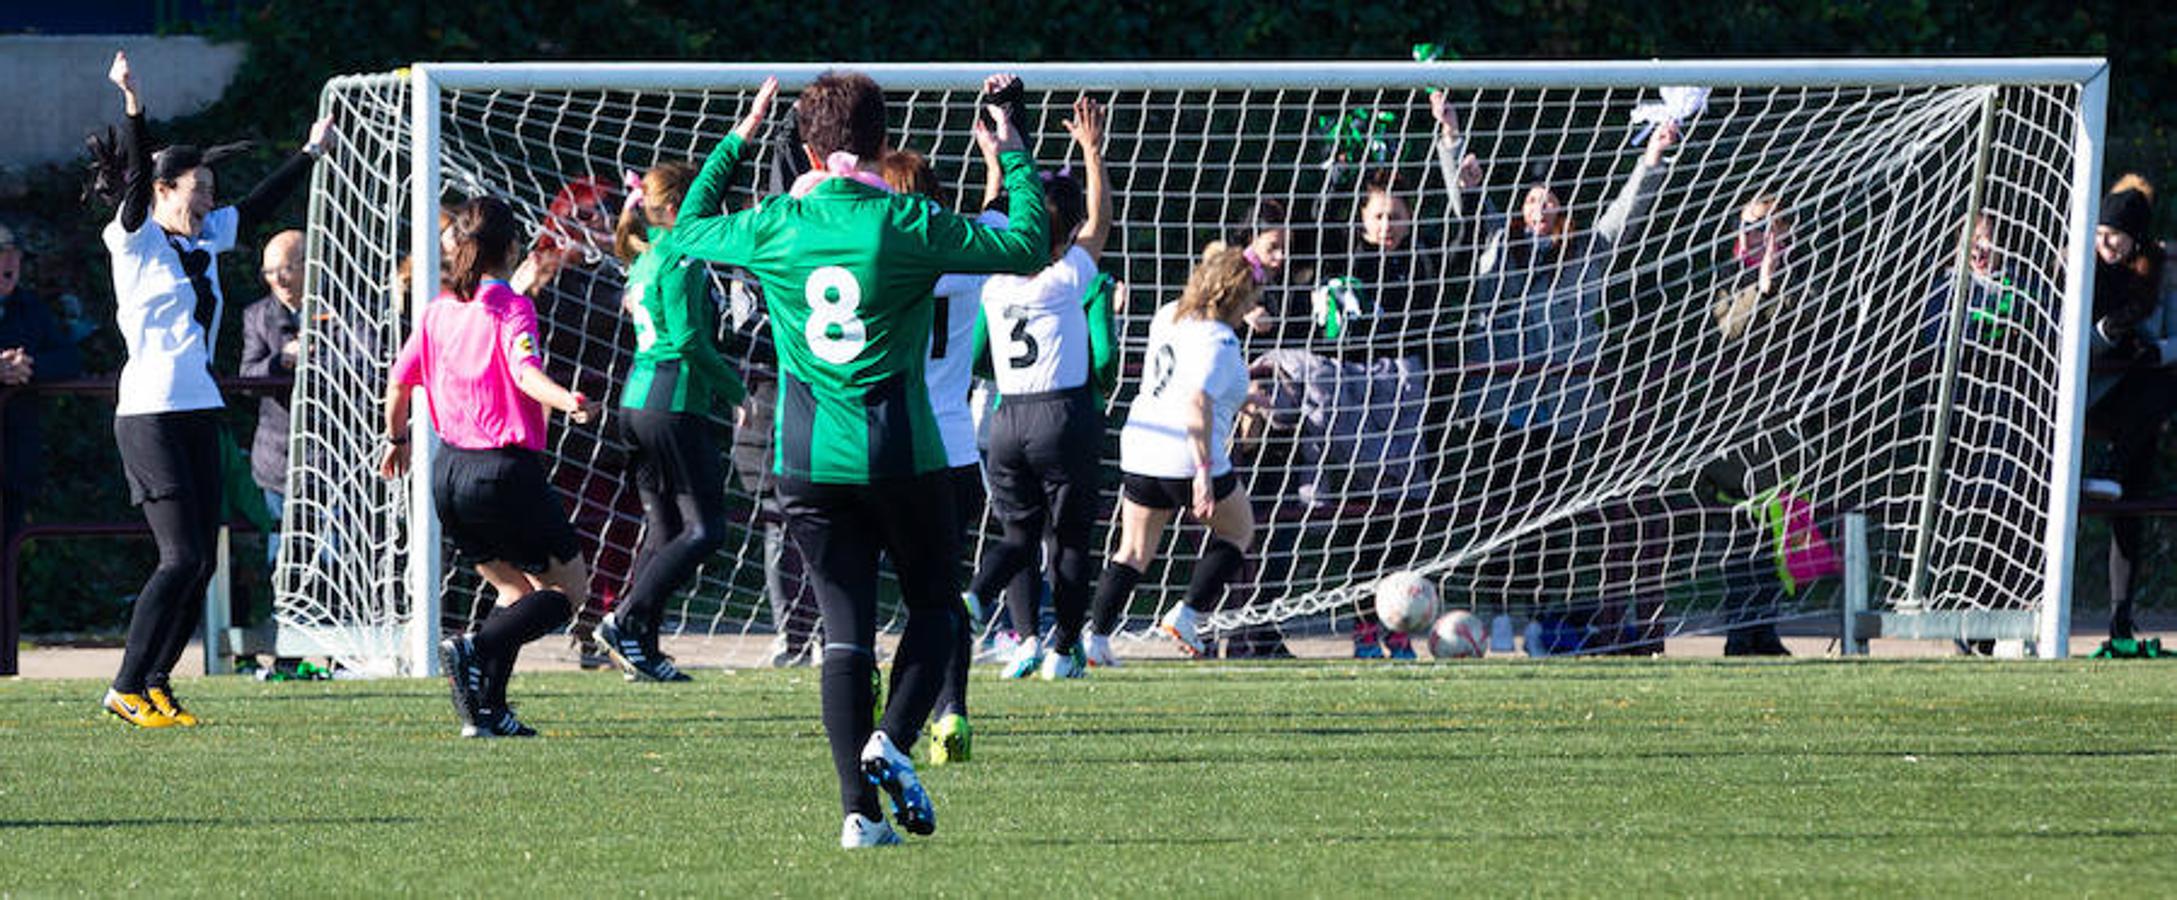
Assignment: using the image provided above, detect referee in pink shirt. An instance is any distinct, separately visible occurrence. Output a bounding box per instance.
[380,197,602,738]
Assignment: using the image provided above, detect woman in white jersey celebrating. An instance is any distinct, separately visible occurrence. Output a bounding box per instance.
[1087,247,1263,661]
[86,51,333,727]
[953,96,1110,680]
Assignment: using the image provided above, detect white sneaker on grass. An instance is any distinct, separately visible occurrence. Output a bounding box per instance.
[1159,604,1206,657]
[1083,631,1123,668]
[840,813,902,848]
[1000,634,1044,679]
[1040,643,1086,680]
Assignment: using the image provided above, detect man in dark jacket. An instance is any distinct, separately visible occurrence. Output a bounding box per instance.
[0,224,86,546]
[240,230,303,564]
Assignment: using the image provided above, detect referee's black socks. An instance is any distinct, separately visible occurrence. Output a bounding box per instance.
[473,589,573,660]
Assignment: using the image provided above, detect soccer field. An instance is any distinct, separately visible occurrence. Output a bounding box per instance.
[3,661,2171,895]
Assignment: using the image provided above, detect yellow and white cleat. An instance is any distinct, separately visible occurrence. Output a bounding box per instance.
[145,686,201,727]
[102,689,178,728]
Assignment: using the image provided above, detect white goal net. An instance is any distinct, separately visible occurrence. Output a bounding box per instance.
[280,61,2107,672]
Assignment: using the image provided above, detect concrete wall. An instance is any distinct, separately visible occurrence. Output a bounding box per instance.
[0,35,245,170]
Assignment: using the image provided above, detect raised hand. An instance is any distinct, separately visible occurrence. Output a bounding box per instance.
[1644,119,1681,167]
[731,76,780,143]
[108,50,136,96]
[980,72,1025,154]
[1063,95,1106,154]
[110,50,141,115]
[1455,153,1483,190]
[1430,89,1460,142]
[306,115,339,156]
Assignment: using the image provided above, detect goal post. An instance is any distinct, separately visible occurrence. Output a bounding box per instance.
[282,58,2110,673]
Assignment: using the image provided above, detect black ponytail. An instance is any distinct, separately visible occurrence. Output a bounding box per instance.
[82,128,251,207]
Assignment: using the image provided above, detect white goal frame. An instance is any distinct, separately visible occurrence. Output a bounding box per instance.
[308,58,2109,674]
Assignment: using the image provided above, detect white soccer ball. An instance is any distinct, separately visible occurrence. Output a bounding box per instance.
[1428,610,1488,659]
[1372,571,1440,635]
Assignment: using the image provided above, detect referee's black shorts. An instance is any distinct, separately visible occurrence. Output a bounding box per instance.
[432,445,581,574]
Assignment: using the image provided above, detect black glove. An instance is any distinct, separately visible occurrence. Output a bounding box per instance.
[977,77,1030,145]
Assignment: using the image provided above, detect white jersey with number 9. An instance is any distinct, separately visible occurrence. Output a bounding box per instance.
[1119,302,1247,479]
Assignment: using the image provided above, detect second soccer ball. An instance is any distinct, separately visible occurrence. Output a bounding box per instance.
[1428,610,1488,659]
[1373,571,1440,635]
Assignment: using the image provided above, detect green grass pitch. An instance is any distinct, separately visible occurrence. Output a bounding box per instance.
[3,660,2172,895]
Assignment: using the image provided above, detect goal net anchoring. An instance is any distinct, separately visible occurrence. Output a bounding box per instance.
[281,61,2107,674]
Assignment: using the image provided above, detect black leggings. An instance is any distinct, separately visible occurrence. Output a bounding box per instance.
[775,471,961,818]
[112,411,224,693]
[971,390,1103,652]
[616,409,730,636]
[936,464,984,717]
[2087,369,2177,581]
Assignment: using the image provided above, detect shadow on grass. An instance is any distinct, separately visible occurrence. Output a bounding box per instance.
[0,815,419,830]
[992,824,2177,847]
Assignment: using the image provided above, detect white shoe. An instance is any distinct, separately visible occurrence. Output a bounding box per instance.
[1040,644,1086,680]
[840,813,902,848]
[1000,634,1044,679]
[1159,604,1206,657]
[860,731,935,835]
[2082,476,2124,501]
[1083,632,1123,669]
[974,629,1023,665]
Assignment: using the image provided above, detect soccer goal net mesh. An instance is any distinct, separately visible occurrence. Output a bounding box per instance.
[283,64,2094,671]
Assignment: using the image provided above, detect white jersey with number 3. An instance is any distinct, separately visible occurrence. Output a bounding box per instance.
[1119,303,1247,479]
[976,245,1096,396]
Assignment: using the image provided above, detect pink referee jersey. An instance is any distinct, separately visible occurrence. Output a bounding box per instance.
[389,279,550,451]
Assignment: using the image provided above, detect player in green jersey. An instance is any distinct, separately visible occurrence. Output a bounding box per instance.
[676,70,1048,849]
[593,79,778,684]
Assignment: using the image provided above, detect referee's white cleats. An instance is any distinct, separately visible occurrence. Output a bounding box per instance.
[1159,604,1206,658]
[1000,635,1044,680]
[1083,632,1123,668]
[840,813,902,849]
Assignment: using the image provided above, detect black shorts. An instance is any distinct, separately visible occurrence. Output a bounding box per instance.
[114,409,224,506]
[1121,470,1239,511]
[985,386,1103,530]
[620,407,727,500]
[432,446,581,574]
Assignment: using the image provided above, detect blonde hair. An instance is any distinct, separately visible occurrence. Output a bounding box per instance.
[613,162,698,263]
[2110,172,2157,204]
[1176,247,1261,324]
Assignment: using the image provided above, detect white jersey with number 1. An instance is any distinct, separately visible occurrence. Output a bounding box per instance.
[925,211,1006,469]
[1119,302,1246,479]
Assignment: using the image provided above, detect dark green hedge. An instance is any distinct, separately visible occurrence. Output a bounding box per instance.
[3,0,2170,633]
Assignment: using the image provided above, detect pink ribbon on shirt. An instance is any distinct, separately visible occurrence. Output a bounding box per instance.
[622,169,646,216]
[1243,246,1270,284]
[789,151,894,198]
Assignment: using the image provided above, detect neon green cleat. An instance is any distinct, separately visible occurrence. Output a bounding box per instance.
[928,713,971,766]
